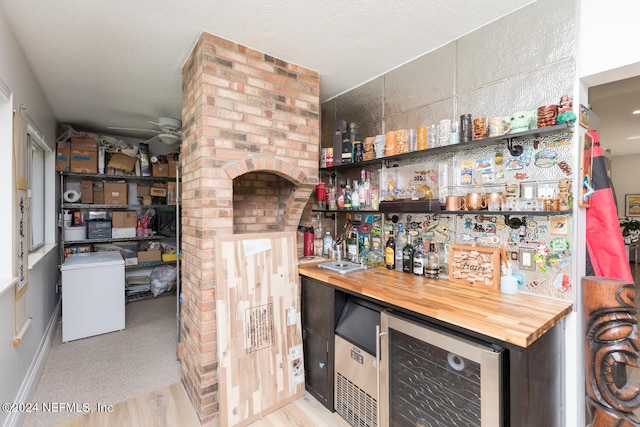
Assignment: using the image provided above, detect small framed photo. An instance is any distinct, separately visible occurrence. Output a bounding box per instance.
[520,182,537,200]
[579,104,589,128]
[625,194,640,217]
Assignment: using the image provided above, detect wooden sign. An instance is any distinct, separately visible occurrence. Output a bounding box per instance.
[449,244,500,291]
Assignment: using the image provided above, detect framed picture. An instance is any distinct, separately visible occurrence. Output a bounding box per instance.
[625,194,640,217]
[579,104,589,128]
[579,132,594,207]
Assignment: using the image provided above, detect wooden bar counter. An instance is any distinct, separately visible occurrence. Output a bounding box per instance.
[298,263,573,349]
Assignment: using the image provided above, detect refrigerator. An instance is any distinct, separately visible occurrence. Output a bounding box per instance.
[61,251,125,342]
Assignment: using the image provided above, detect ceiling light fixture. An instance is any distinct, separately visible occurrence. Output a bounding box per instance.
[627,136,640,140]
[633,110,640,115]
[159,133,180,144]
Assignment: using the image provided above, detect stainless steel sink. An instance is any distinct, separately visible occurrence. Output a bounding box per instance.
[317,260,367,274]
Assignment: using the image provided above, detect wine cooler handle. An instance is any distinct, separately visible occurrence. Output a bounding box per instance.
[377,325,386,427]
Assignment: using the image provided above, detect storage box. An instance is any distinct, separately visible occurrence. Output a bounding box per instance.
[112,227,136,238]
[137,184,150,197]
[141,196,152,206]
[150,186,167,197]
[138,249,162,264]
[107,153,137,172]
[56,142,70,172]
[167,182,176,205]
[80,181,93,204]
[70,149,98,173]
[168,156,180,178]
[93,242,138,259]
[64,226,86,241]
[112,210,138,228]
[152,163,170,177]
[93,185,104,204]
[71,136,98,151]
[124,257,138,266]
[87,219,112,239]
[69,136,99,173]
[103,182,127,205]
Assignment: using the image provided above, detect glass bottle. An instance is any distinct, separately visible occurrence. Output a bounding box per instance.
[364,171,372,210]
[347,225,359,262]
[328,177,337,210]
[402,233,414,273]
[385,230,396,270]
[425,241,440,279]
[343,180,352,210]
[323,231,333,258]
[395,223,404,271]
[352,180,360,210]
[413,238,426,276]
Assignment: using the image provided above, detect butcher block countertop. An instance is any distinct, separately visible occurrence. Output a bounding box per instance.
[298,263,573,349]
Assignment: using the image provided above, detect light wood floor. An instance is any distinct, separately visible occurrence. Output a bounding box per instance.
[57,382,350,427]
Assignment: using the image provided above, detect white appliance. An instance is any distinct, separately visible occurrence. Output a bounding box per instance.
[61,251,125,342]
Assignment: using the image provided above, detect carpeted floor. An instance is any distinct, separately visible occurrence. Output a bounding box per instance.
[23,294,181,427]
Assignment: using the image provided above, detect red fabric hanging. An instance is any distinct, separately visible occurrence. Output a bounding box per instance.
[585,130,633,282]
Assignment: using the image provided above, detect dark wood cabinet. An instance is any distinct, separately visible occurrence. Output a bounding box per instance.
[301,276,346,411]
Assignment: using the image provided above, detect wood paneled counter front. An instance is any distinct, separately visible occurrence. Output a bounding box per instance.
[298,264,573,349]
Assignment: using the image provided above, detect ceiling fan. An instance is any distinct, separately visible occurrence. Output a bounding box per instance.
[108,117,182,145]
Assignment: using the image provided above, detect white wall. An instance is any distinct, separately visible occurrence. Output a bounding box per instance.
[0,6,60,427]
[611,154,640,216]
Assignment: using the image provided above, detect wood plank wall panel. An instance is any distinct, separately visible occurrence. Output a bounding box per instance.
[216,232,305,427]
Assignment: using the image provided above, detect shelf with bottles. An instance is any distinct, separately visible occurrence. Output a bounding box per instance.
[320,123,572,172]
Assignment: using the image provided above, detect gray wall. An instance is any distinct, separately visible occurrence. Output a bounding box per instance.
[321,0,576,147]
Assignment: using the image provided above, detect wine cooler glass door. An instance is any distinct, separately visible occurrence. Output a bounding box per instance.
[380,312,503,427]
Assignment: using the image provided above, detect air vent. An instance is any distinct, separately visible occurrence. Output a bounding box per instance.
[335,372,377,427]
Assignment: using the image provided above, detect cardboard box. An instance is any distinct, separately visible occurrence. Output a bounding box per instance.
[93,185,104,204]
[137,184,150,197]
[56,142,70,172]
[70,149,98,173]
[103,182,127,205]
[141,196,152,206]
[168,157,179,178]
[80,181,93,204]
[112,227,136,238]
[150,186,167,197]
[138,249,162,264]
[124,257,138,266]
[167,182,176,205]
[71,136,98,152]
[107,153,137,172]
[112,210,138,228]
[152,163,170,177]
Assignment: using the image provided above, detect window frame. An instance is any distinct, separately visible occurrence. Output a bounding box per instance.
[27,132,46,252]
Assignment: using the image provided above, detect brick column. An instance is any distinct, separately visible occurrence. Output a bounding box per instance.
[180,32,319,424]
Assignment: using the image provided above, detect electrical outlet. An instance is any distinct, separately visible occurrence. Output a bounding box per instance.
[519,248,535,271]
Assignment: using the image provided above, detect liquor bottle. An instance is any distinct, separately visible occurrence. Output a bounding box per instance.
[347,225,359,263]
[352,180,360,210]
[363,170,372,210]
[343,180,352,210]
[323,231,333,258]
[413,238,426,276]
[327,177,337,210]
[425,241,440,279]
[402,233,414,273]
[359,175,367,209]
[395,223,404,271]
[385,230,396,270]
[341,123,355,164]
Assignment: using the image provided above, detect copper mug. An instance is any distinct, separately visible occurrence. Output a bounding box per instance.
[465,193,486,210]
[446,196,467,211]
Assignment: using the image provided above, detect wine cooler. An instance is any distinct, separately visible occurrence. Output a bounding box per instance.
[380,312,504,427]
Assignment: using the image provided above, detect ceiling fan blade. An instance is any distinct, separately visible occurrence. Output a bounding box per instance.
[144,134,161,144]
[107,126,160,133]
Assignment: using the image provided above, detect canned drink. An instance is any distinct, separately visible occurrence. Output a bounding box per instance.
[325,147,334,167]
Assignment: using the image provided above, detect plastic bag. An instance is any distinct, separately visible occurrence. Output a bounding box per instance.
[149,264,176,297]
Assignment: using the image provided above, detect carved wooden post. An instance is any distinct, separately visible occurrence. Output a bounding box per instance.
[583,276,640,426]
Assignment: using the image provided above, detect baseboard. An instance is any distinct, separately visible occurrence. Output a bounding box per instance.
[3,298,61,427]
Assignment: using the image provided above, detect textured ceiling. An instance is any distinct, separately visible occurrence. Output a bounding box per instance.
[1,0,535,141]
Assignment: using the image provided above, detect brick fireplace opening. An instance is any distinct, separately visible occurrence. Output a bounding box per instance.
[180,32,319,424]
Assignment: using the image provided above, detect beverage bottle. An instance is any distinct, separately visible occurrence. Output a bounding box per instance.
[359,178,366,209]
[371,184,379,210]
[323,231,333,257]
[337,185,345,209]
[385,230,396,270]
[402,233,414,273]
[364,170,372,210]
[413,238,426,276]
[425,241,440,279]
[343,180,352,210]
[347,226,359,262]
[327,177,337,210]
[352,181,360,210]
[395,223,404,271]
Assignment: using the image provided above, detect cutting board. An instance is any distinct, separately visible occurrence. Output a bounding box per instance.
[215,232,304,427]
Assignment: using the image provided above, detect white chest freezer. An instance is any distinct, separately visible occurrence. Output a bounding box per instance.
[61,251,125,342]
